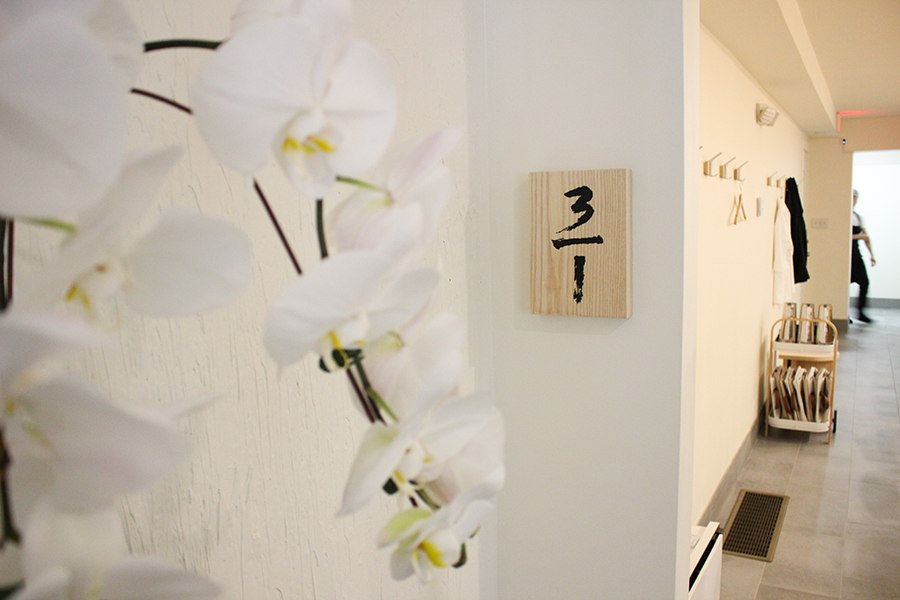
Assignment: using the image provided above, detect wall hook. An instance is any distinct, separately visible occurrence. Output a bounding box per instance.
[719,156,736,179]
[733,160,749,182]
[767,172,778,187]
[703,152,722,176]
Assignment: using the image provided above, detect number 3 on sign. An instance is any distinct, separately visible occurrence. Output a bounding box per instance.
[530,169,632,318]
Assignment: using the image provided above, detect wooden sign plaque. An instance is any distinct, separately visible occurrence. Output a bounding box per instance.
[530,169,632,318]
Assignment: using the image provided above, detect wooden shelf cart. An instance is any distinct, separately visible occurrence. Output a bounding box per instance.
[764,317,838,444]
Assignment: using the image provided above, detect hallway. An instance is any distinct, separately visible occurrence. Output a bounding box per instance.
[721,308,900,599]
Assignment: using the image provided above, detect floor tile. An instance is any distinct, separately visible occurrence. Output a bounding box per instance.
[850,455,900,487]
[790,453,851,492]
[842,523,900,591]
[782,483,848,536]
[720,554,764,600]
[841,576,900,599]
[754,584,837,599]
[759,529,843,597]
[847,481,900,529]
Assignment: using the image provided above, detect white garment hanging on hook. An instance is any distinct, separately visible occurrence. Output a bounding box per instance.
[773,196,795,305]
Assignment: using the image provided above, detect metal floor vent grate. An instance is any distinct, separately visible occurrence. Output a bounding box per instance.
[722,489,789,562]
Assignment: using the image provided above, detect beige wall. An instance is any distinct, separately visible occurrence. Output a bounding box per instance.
[804,115,900,318]
[692,28,808,523]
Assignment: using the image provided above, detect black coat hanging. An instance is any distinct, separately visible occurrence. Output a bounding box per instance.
[784,177,809,283]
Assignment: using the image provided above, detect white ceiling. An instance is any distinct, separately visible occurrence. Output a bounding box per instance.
[700,0,900,137]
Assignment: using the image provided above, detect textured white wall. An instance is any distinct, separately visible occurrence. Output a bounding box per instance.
[692,27,808,523]
[18,1,484,599]
[470,1,698,597]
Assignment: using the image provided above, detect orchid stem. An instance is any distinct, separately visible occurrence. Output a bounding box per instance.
[254,180,303,275]
[6,221,12,307]
[0,429,20,547]
[315,199,328,260]
[1,221,13,310]
[346,370,376,424]
[355,361,397,422]
[143,39,222,53]
[130,88,192,115]
[336,175,383,193]
[0,220,6,311]
[128,88,304,276]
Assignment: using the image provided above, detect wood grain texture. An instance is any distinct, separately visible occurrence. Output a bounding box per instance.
[530,169,632,318]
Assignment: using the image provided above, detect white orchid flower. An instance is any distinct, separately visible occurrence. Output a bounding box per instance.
[263,251,439,367]
[193,14,396,198]
[329,129,460,260]
[365,313,465,420]
[425,407,505,506]
[10,500,218,600]
[8,377,191,513]
[26,147,254,317]
[377,482,496,582]
[0,311,189,513]
[338,394,493,516]
[0,4,126,219]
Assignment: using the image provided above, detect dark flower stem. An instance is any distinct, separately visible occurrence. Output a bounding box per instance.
[346,370,376,423]
[5,221,12,308]
[253,181,303,275]
[130,88,192,115]
[143,39,222,53]
[315,199,328,260]
[0,220,13,310]
[0,429,20,547]
[0,220,6,311]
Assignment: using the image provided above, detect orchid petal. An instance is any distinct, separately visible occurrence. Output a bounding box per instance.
[102,557,219,600]
[376,508,430,548]
[88,0,142,88]
[21,147,181,308]
[400,166,454,243]
[420,395,493,464]
[367,268,439,339]
[8,567,68,600]
[0,10,125,219]
[0,312,102,387]
[230,0,294,33]
[323,40,397,174]
[427,409,505,504]
[193,17,323,172]
[386,129,461,196]
[389,547,416,581]
[338,424,408,516]
[125,211,253,316]
[263,251,390,365]
[19,378,189,511]
[407,314,464,408]
[21,501,126,585]
[450,499,494,541]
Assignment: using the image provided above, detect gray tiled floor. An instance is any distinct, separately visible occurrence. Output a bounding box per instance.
[721,308,900,599]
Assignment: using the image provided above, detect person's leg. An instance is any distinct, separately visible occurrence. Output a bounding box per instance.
[857,269,871,322]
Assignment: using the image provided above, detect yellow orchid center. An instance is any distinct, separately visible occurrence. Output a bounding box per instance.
[65,283,93,312]
[419,539,448,568]
[281,134,337,156]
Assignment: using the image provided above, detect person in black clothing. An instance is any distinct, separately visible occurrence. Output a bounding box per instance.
[850,189,876,323]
